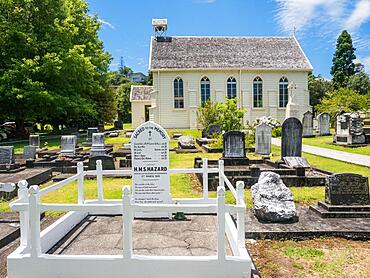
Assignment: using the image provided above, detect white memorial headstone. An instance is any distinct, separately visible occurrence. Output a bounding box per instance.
[131,121,172,217]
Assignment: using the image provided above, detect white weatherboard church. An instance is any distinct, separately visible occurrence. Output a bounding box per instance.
[131,19,313,129]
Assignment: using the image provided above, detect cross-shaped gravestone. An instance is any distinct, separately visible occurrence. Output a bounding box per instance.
[131,121,171,217]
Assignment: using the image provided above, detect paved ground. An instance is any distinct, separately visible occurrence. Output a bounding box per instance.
[271,138,370,167]
[49,215,232,256]
[244,206,370,240]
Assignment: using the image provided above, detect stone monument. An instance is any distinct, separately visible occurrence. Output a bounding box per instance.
[251,172,298,223]
[202,124,221,138]
[222,131,248,166]
[90,133,106,156]
[285,82,300,119]
[131,121,172,217]
[255,122,272,155]
[317,112,330,136]
[85,127,99,145]
[60,135,76,156]
[178,136,196,149]
[0,146,15,165]
[23,145,37,160]
[302,111,314,138]
[281,117,303,158]
[29,134,40,148]
[334,112,366,145]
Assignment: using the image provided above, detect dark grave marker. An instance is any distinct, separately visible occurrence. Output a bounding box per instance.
[88,155,115,170]
[281,117,302,158]
[223,131,245,158]
[325,173,369,205]
[87,127,99,143]
[0,146,15,164]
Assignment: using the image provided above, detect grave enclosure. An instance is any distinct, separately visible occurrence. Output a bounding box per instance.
[7,121,252,278]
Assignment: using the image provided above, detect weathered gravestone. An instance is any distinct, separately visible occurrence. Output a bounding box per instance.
[114,119,123,130]
[178,136,196,149]
[131,121,172,217]
[23,145,37,160]
[90,133,106,156]
[281,117,302,158]
[334,113,365,145]
[317,112,330,136]
[60,135,76,156]
[86,127,99,144]
[283,157,310,168]
[0,146,15,164]
[88,155,115,170]
[223,131,245,158]
[29,134,40,148]
[202,124,221,138]
[325,173,369,205]
[302,111,314,138]
[255,123,272,155]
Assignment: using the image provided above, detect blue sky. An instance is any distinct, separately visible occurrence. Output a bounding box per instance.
[88,0,370,78]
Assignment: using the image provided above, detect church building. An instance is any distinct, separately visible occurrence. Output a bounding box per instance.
[134,19,313,129]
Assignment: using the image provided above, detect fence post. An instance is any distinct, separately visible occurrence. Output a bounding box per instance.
[96,160,104,202]
[236,181,245,249]
[202,158,208,200]
[77,162,84,204]
[28,185,41,257]
[217,186,225,261]
[122,186,133,259]
[17,180,29,248]
[218,159,224,189]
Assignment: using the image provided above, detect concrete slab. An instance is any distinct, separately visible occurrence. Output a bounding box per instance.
[49,215,232,256]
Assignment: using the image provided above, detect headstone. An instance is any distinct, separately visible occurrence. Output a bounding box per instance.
[90,133,105,156]
[281,117,302,158]
[0,146,15,164]
[317,112,330,136]
[114,119,123,130]
[325,173,369,205]
[87,127,99,143]
[29,134,40,148]
[283,157,310,168]
[172,133,183,140]
[302,111,314,137]
[255,123,272,155]
[131,121,172,217]
[23,145,37,160]
[60,135,76,156]
[0,183,16,193]
[334,113,365,145]
[178,136,196,149]
[88,155,115,170]
[251,172,298,223]
[207,124,221,137]
[223,131,245,158]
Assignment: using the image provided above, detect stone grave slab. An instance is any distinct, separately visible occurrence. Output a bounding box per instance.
[29,134,40,148]
[60,135,76,156]
[223,131,245,158]
[0,146,15,165]
[255,123,272,155]
[283,157,310,168]
[90,133,106,156]
[302,111,314,138]
[131,121,171,217]
[281,117,302,158]
[317,112,330,136]
[23,145,37,160]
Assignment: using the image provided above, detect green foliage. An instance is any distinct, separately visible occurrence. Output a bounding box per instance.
[331,30,356,88]
[0,0,114,132]
[272,126,282,138]
[283,245,324,259]
[347,71,370,95]
[215,98,244,132]
[316,88,369,119]
[308,73,333,108]
[116,82,140,123]
[197,101,220,130]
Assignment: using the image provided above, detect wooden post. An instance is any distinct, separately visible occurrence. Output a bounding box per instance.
[28,185,41,257]
[17,180,29,248]
[122,186,133,259]
[218,159,224,189]
[96,160,104,202]
[236,181,245,248]
[202,158,208,200]
[217,186,225,261]
[77,162,84,204]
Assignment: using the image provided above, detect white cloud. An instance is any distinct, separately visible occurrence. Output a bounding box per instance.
[345,0,370,31]
[98,19,115,30]
[359,56,370,73]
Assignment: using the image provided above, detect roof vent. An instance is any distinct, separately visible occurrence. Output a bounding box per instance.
[152,18,168,40]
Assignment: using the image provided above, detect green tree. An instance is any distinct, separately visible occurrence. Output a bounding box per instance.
[116,82,141,123]
[216,98,244,132]
[330,30,356,88]
[347,71,370,95]
[316,88,369,119]
[0,0,114,134]
[197,101,220,130]
[308,73,333,108]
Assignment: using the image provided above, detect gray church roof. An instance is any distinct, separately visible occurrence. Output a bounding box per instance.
[130,85,153,101]
[150,36,312,71]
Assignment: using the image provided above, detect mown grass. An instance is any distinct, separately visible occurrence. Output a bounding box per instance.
[302,135,370,156]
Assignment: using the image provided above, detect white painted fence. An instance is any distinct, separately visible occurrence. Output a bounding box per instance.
[8,159,251,278]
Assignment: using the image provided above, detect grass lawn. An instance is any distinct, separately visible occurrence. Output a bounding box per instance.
[302,135,370,156]
[246,238,370,278]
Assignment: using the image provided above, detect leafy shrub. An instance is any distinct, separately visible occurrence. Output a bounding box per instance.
[197,101,220,130]
[272,126,282,138]
[216,98,244,132]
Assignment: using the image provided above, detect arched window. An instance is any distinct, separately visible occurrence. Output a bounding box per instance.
[253,77,263,108]
[200,77,210,103]
[174,77,184,108]
[279,77,289,107]
[227,77,237,99]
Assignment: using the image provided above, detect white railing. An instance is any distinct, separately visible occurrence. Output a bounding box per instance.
[9,158,247,265]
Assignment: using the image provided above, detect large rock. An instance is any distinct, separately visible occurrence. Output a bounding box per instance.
[178,136,196,149]
[251,172,298,223]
